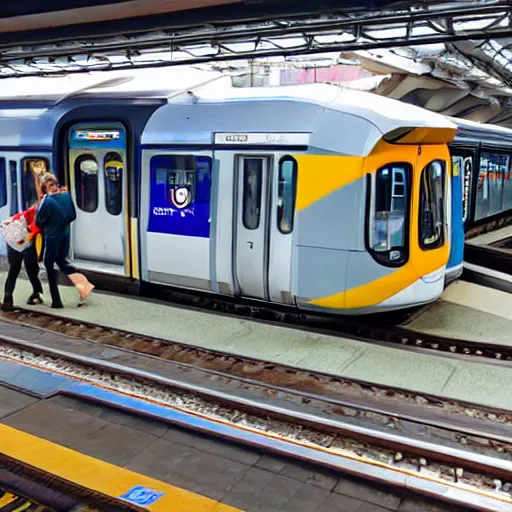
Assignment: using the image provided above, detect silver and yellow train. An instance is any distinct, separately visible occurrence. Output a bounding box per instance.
[0,70,457,315]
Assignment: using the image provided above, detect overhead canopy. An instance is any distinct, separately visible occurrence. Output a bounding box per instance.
[0,0,509,83]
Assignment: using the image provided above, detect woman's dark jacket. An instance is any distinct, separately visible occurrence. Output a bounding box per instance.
[35,192,77,238]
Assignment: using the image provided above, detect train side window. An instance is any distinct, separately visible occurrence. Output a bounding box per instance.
[74,154,99,213]
[21,157,50,210]
[104,152,123,216]
[419,160,445,250]
[368,163,411,266]
[242,158,263,230]
[277,156,298,234]
[9,161,18,215]
[0,158,6,208]
[476,151,510,220]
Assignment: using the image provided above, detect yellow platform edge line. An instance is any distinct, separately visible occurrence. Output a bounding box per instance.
[0,425,242,512]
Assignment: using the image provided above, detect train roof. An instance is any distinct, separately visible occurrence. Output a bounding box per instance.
[0,67,229,103]
[143,83,456,156]
[450,117,512,148]
[0,67,231,148]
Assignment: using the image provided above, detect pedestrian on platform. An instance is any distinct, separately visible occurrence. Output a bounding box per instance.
[36,173,94,308]
[0,205,44,312]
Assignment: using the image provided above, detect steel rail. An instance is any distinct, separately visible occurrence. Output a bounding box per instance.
[2,327,512,446]
[67,382,512,512]
[1,331,512,476]
[9,279,512,365]
[1,336,511,511]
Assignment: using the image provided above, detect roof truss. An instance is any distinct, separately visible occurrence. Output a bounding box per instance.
[0,1,511,80]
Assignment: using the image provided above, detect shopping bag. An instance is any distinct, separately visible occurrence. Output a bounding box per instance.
[0,216,30,252]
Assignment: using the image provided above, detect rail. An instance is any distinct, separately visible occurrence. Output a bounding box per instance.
[0,334,511,511]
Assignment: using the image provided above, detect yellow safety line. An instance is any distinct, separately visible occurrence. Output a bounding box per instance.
[0,493,16,507]
[0,425,241,512]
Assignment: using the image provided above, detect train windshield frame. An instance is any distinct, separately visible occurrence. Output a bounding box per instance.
[366,162,412,267]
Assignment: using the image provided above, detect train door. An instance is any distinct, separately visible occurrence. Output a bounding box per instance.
[232,152,297,302]
[67,123,128,271]
[414,145,450,277]
[234,155,272,299]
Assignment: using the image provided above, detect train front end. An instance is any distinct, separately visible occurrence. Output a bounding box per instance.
[294,92,457,315]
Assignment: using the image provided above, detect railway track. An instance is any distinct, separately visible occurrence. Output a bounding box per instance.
[2,305,512,433]
[0,335,511,511]
[4,289,512,376]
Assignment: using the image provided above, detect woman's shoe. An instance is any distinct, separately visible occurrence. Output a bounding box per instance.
[68,273,95,304]
[1,296,15,312]
[51,302,64,309]
[27,292,44,305]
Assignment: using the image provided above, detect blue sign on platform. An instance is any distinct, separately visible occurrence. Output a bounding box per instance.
[120,486,165,507]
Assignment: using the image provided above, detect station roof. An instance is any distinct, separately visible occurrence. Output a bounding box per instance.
[0,1,508,80]
[0,0,511,129]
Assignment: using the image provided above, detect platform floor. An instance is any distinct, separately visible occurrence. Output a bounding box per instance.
[0,377,468,512]
[2,276,512,412]
[467,224,512,245]
[406,280,512,343]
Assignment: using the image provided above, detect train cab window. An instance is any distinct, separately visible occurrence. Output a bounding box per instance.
[0,159,6,208]
[104,152,123,216]
[419,160,445,250]
[22,158,49,210]
[74,154,98,213]
[368,163,411,266]
[242,158,263,230]
[277,156,298,234]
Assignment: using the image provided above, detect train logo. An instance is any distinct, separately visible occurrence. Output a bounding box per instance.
[169,186,192,209]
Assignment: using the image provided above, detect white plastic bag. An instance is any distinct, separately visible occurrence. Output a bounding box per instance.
[0,216,30,252]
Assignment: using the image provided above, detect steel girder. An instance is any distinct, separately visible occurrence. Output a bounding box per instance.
[0,0,511,79]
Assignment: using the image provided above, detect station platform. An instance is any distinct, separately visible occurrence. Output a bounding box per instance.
[2,275,512,413]
[466,224,512,246]
[405,280,512,343]
[0,377,464,512]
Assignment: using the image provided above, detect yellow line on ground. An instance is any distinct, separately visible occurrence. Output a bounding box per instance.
[0,425,242,512]
[0,493,16,507]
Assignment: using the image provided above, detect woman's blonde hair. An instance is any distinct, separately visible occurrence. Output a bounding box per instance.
[39,172,59,196]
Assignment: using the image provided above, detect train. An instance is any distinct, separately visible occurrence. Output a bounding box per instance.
[445,117,512,283]
[0,67,507,316]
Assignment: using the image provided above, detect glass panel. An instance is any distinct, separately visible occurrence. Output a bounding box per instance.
[277,157,298,234]
[242,158,263,230]
[0,159,6,208]
[22,158,49,210]
[9,161,18,216]
[104,151,123,216]
[74,154,99,213]
[504,161,512,211]
[475,152,510,220]
[369,163,410,265]
[419,160,445,249]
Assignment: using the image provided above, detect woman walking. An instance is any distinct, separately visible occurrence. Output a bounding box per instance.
[36,173,94,308]
[0,205,44,312]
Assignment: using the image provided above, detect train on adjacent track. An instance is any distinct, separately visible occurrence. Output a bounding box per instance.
[0,68,508,316]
